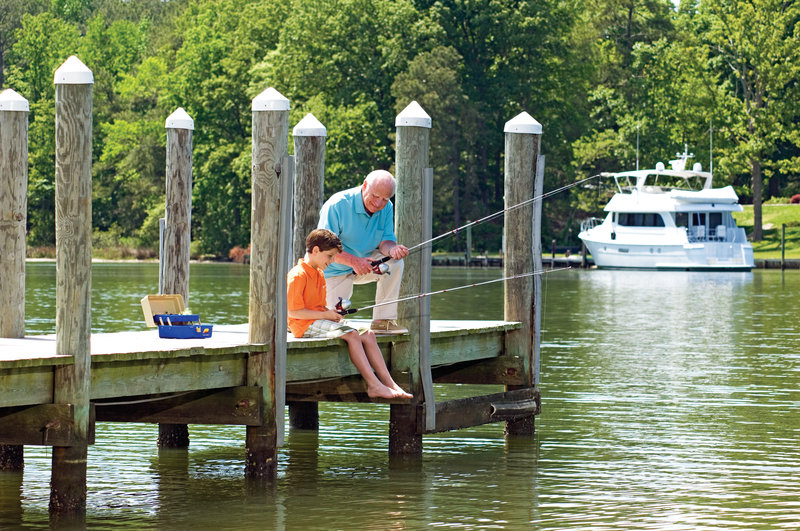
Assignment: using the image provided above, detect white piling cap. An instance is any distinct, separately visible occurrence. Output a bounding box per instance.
[252,87,290,111]
[0,89,29,112]
[504,111,542,134]
[54,55,94,85]
[293,113,327,137]
[165,107,195,130]
[395,101,431,128]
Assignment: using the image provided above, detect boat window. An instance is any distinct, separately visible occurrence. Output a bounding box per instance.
[692,213,706,226]
[644,174,706,191]
[615,175,637,193]
[617,213,666,227]
[675,212,688,227]
[709,212,722,227]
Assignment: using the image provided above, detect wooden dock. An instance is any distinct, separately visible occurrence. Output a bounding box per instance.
[0,57,543,522]
[1,319,525,430]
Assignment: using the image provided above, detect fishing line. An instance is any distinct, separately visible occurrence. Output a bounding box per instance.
[338,267,571,315]
[403,174,602,256]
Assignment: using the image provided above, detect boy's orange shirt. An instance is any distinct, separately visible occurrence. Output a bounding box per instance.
[287,258,328,338]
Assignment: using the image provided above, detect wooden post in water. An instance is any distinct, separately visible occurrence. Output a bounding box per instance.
[391,101,431,455]
[50,55,93,519]
[158,108,194,448]
[247,88,290,477]
[502,111,542,437]
[781,224,786,271]
[465,223,472,266]
[0,88,29,471]
[288,113,326,430]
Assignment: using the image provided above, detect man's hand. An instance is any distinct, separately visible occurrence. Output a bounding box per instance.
[379,240,408,260]
[388,244,409,260]
[350,255,374,276]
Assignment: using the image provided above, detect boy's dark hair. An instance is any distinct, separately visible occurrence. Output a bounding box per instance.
[306,228,342,253]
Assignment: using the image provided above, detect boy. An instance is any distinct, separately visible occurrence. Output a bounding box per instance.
[287,228,412,400]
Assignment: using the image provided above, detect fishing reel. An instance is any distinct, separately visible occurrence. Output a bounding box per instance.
[335,297,357,315]
[370,256,391,275]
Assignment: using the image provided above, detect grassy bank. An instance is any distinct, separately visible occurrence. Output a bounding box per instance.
[733,204,800,259]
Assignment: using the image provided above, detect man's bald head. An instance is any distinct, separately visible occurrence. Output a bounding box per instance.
[361,170,396,214]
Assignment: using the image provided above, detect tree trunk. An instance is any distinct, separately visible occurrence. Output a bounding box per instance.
[768,174,780,199]
[752,157,763,241]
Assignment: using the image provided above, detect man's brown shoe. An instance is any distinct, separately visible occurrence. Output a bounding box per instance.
[370,319,408,335]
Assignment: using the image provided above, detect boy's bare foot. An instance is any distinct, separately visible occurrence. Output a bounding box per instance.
[366,382,397,399]
[389,384,413,399]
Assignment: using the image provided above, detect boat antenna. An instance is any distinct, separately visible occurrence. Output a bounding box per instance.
[636,122,640,171]
[336,267,572,315]
[404,174,601,256]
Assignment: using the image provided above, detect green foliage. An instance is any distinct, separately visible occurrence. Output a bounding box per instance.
[2,0,800,257]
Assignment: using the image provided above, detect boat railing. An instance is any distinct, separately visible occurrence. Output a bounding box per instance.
[580,217,604,232]
[687,225,747,243]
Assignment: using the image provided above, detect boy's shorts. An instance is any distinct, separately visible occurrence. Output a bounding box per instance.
[302,319,366,339]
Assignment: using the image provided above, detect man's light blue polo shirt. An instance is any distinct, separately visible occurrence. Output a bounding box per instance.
[317,186,396,278]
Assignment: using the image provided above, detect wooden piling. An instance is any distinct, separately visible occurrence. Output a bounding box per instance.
[0,89,29,472]
[391,101,431,455]
[247,88,290,477]
[50,56,93,518]
[288,113,327,430]
[502,111,542,437]
[162,107,194,301]
[158,107,195,448]
[0,89,28,340]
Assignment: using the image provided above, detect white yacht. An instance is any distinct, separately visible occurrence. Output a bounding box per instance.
[578,149,754,271]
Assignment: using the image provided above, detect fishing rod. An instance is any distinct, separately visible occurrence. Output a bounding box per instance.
[363,174,600,276]
[403,174,602,256]
[335,266,572,315]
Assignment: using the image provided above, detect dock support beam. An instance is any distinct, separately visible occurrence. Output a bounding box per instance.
[50,56,93,520]
[502,112,542,437]
[0,88,29,471]
[158,107,195,449]
[288,114,327,430]
[247,88,290,477]
[391,101,432,455]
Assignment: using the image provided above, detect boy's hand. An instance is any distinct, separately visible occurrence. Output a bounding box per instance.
[323,309,343,322]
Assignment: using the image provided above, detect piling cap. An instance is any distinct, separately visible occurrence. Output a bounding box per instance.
[165,107,195,130]
[504,111,542,135]
[293,113,327,137]
[0,89,29,112]
[395,101,432,128]
[54,55,94,85]
[252,87,290,111]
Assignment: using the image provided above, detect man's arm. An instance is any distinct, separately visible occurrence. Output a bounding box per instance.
[378,240,409,260]
[333,249,373,275]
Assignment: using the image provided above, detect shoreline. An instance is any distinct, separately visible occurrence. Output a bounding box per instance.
[25,257,800,269]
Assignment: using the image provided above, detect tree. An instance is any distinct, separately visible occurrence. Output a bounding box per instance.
[0,0,48,87]
[5,12,80,246]
[252,0,437,190]
[702,0,800,240]
[391,45,470,250]
[165,0,288,255]
[415,0,579,250]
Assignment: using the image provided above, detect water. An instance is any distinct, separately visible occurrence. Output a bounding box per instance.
[2,263,799,529]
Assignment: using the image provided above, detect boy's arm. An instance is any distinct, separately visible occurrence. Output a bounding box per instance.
[288,308,342,322]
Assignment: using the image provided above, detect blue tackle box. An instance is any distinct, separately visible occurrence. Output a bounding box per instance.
[140,294,213,339]
[153,314,213,339]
